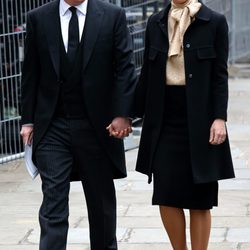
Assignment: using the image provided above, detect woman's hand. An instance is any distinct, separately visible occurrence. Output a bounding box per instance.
[106,117,132,139]
[209,119,227,145]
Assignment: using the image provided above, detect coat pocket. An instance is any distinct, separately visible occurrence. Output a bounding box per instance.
[197,47,216,59]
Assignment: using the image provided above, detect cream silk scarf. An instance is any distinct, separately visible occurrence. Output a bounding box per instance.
[166,0,201,85]
[168,0,202,57]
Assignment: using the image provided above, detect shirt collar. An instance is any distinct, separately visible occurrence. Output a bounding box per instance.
[60,0,88,16]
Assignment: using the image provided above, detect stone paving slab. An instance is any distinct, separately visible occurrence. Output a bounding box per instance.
[235,169,250,178]
[227,228,250,243]
[126,228,228,243]
[14,226,250,245]
[27,228,127,245]
[0,243,242,250]
[240,244,250,250]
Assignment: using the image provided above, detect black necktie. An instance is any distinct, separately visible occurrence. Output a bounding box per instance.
[67,6,79,65]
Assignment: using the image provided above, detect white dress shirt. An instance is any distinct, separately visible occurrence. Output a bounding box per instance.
[22,0,88,127]
[59,0,88,52]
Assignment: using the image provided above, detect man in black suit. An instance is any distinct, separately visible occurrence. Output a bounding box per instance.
[20,0,136,249]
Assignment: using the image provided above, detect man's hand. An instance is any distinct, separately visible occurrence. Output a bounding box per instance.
[20,125,34,145]
[209,119,226,145]
[106,117,132,139]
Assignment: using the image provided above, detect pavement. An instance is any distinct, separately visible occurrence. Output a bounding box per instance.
[1,78,250,250]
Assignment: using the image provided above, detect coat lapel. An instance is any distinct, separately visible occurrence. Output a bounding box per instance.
[157,2,171,39]
[44,0,60,78]
[82,0,104,70]
[155,0,210,52]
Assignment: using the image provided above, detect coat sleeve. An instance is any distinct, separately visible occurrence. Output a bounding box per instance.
[21,12,39,125]
[134,16,151,118]
[211,15,229,121]
[112,8,137,118]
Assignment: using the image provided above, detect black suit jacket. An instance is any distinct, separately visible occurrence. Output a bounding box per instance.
[21,0,137,180]
[135,2,235,183]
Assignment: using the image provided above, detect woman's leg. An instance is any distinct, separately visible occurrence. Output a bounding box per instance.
[160,206,188,250]
[189,209,211,250]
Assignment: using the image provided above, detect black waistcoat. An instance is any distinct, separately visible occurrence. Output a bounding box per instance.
[55,33,87,118]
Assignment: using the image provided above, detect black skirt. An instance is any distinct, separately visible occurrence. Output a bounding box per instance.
[152,85,218,209]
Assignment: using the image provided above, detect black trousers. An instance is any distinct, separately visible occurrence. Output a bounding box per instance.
[35,118,117,250]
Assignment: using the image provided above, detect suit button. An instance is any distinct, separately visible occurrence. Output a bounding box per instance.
[189,73,193,78]
[58,80,63,85]
[186,43,191,48]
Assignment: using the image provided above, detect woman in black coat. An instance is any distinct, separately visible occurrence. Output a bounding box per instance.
[135,0,235,249]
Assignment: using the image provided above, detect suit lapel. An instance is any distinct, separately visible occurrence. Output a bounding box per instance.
[44,0,61,78]
[82,0,104,70]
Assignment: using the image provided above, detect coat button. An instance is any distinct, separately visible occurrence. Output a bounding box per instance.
[186,43,191,48]
[189,73,193,78]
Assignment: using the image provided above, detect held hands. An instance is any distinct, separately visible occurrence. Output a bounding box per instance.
[20,126,34,145]
[21,118,132,145]
[209,119,227,145]
[106,117,132,139]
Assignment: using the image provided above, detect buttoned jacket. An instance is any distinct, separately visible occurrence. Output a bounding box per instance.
[135,1,235,183]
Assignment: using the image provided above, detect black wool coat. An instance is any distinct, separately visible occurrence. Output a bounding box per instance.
[135,2,235,184]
